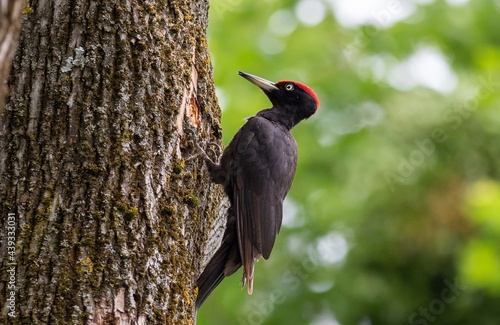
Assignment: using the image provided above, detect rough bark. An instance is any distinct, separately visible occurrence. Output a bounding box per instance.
[0,0,25,109]
[0,0,224,324]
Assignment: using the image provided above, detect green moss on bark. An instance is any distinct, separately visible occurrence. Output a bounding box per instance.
[0,0,223,323]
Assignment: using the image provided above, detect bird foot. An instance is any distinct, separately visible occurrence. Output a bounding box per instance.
[186,142,221,165]
[204,142,222,163]
[183,128,222,165]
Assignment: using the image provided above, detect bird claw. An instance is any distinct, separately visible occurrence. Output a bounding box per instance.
[205,142,222,161]
[183,128,222,164]
[190,142,221,165]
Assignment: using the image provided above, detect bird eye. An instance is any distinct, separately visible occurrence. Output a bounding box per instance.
[285,84,294,91]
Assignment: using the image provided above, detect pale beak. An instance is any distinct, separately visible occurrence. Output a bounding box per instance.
[238,71,279,92]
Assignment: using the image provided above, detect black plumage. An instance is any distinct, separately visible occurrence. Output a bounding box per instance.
[196,71,319,309]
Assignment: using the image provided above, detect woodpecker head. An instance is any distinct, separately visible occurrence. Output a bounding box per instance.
[238,71,319,128]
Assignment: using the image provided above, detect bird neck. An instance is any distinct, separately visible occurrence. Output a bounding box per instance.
[256,108,299,130]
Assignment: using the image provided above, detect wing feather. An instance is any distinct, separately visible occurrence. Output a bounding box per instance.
[226,116,297,292]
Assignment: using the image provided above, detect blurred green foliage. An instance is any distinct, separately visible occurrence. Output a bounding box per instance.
[198,0,500,324]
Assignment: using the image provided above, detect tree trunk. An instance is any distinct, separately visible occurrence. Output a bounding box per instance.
[0,0,224,324]
[0,0,25,109]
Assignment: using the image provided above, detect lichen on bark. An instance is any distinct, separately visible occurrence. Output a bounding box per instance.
[0,0,223,324]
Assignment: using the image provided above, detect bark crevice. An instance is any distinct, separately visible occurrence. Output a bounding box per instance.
[1,0,223,324]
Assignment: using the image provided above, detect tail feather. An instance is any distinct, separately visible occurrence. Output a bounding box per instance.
[243,259,255,295]
[196,260,226,310]
[196,210,241,310]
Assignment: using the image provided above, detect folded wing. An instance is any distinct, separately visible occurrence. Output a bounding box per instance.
[225,116,297,293]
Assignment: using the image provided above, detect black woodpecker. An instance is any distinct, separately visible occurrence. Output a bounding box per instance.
[196,71,319,309]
